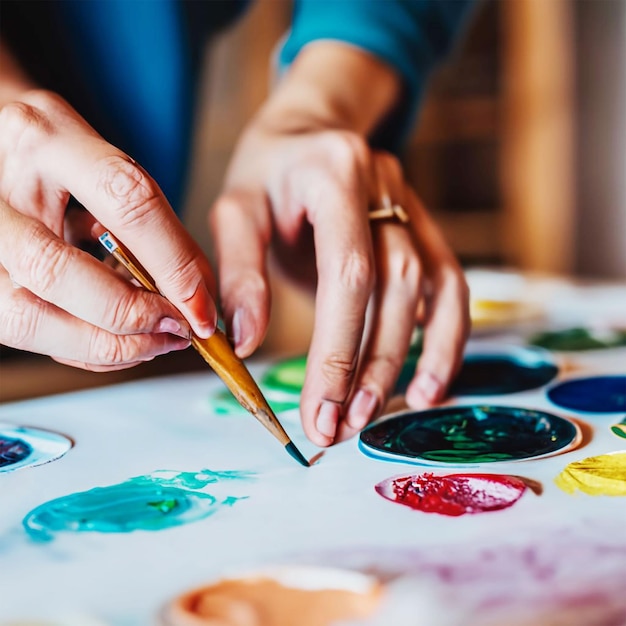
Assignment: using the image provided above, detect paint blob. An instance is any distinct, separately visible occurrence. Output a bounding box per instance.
[470,298,543,331]
[211,334,423,415]
[375,473,528,515]
[555,452,626,496]
[529,327,626,351]
[450,351,558,396]
[547,376,626,413]
[162,567,382,626]
[23,469,252,542]
[359,406,580,465]
[0,424,72,473]
[611,417,626,440]
[0,435,32,468]
[262,355,307,395]
[211,356,306,415]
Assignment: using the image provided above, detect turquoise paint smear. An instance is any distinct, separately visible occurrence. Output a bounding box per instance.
[23,469,253,542]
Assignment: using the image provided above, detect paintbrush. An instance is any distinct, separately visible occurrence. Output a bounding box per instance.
[98,230,309,468]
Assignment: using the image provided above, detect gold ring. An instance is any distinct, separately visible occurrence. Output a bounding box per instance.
[369,193,410,224]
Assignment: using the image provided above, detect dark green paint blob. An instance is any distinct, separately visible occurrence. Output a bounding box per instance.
[529,327,626,352]
[359,406,578,464]
[450,355,558,396]
[23,469,253,542]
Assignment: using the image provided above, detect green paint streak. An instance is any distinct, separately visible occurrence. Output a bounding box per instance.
[211,332,423,415]
[529,327,626,351]
[23,469,254,542]
[147,499,178,514]
[611,418,626,440]
[212,389,299,416]
[263,355,307,391]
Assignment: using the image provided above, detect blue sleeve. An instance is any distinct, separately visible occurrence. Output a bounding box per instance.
[279,0,478,150]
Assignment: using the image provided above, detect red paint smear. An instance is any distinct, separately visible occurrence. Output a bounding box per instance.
[375,473,527,516]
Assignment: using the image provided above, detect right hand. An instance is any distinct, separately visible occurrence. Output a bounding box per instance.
[0,90,217,371]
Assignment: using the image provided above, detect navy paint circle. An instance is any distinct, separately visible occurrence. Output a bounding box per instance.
[547,376,626,413]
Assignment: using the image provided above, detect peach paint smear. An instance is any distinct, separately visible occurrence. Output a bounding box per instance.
[162,568,381,626]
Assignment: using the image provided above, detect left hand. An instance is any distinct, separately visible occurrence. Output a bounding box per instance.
[210,41,470,447]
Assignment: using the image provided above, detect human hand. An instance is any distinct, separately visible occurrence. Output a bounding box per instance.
[0,90,217,370]
[211,120,470,447]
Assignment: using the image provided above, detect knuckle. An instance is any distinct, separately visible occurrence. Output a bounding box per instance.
[332,131,369,158]
[368,353,405,380]
[160,252,205,304]
[0,289,43,349]
[320,352,358,393]
[386,248,420,286]
[16,226,74,295]
[104,289,153,333]
[87,328,133,365]
[323,131,370,170]
[96,156,162,228]
[336,249,374,293]
[20,89,69,115]
[222,269,268,302]
[0,100,53,150]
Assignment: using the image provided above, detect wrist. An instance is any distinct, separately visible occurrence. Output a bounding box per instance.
[256,41,401,138]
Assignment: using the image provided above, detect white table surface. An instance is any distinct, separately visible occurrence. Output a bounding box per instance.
[1,273,625,626]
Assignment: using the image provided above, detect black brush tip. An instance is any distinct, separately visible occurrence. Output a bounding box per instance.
[285,441,310,467]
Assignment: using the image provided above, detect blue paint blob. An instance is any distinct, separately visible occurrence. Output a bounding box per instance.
[547,376,626,413]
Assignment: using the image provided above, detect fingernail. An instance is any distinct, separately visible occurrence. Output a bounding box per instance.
[346,389,378,430]
[155,317,191,339]
[413,370,442,403]
[232,308,248,349]
[153,336,191,357]
[316,401,339,439]
[189,286,217,338]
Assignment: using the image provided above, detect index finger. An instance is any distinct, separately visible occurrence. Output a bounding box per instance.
[43,131,217,338]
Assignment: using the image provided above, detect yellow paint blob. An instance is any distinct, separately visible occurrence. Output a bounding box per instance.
[555,452,626,496]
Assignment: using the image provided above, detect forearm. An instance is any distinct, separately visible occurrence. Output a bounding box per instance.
[255,41,402,137]
[0,43,37,107]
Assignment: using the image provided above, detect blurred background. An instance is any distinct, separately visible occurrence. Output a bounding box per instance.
[2,0,625,402]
